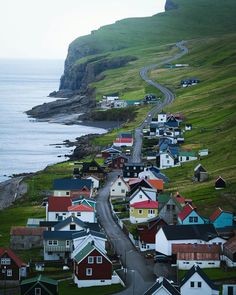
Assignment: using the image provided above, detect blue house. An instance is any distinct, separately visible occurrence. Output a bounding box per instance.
[178,204,205,225]
[209,207,233,228]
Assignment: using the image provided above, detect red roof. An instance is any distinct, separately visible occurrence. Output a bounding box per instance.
[175,192,186,204]
[113,138,133,143]
[0,248,26,267]
[48,196,72,212]
[147,179,164,190]
[131,200,158,209]
[68,204,94,212]
[224,235,236,253]
[10,227,46,236]
[172,244,221,260]
[178,204,196,221]
[209,207,232,222]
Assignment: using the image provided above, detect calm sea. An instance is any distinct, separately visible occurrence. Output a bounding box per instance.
[0,59,105,182]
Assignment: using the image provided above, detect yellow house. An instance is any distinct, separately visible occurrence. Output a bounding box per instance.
[130,200,158,224]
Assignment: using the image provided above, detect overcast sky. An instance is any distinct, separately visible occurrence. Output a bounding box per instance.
[0,0,166,59]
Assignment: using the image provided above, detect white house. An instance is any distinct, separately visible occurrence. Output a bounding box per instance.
[143,277,180,295]
[84,175,100,190]
[112,100,128,108]
[110,176,129,198]
[158,112,167,123]
[159,151,180,169]
[179,151,198,163]
[180,265,219,295]
[198,149,209,157]
[155,224,226,256]
[172,244,221,270]
[129,187,157,205]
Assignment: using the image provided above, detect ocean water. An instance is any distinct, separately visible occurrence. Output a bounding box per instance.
[0,59,106,182]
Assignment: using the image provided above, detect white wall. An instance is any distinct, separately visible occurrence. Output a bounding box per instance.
[110,178,129,198]
[160,153,175,169]
[130,191,150,205]
[181,272,219,295]
[74,276,112,288]
[86,176,99,189]
[138,240,155,252]
[177,260,220,270]
[47,211,95,223]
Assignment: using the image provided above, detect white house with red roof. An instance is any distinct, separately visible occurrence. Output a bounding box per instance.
[178,204,205,225]
[172,244,221,269]
[130,200,158,223]
[209,207,233,228]
[46,197,96,223]
[113,137,133,147]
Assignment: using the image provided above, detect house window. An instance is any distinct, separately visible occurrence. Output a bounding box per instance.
[66,191,70,196]
[1,258,11,265]
[198,282,202,288]
[35,288,41,295]
[127,172,130,176]
[121,189,125,193]
[86,268,93,276]
[148,209,155,214]
[172,205,175,210]
[166,204,171,211]
[77,212,81,217]
[48,240,58,246]
[189,217,193,223]
[138,210,143,215]
[133,167,136,170]
[134,173,137,177]
[118,182,121,186]
[167,160,170,164]
[121,159,124,163]
[88,256,94,264]
[194,217,198,222]
[66,240,70,247]
[190,281,195,288]
[139,195,143,199]
[96,256,102,264]
[6,269,12,277]
[166,155,169,158]
[70,224,76,230]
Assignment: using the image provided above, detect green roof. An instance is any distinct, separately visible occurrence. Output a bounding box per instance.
[21,275,58,286]
[158,193,171,203]
[179,151,197,157]
[74,242,95,263]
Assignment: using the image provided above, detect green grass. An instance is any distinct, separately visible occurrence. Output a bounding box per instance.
[59,280,124,295]
[178,267,236,281]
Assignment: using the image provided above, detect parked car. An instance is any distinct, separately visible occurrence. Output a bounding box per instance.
[154,254,169,263]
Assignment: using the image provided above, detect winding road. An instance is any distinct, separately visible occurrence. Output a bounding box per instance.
[96,41,189,294]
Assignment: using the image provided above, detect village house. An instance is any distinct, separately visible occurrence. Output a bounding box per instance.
[53,178,93,198]
[194,164,208,182]
[72,229,107,258]
[0,248,27,287]
[158,194,183,225]
[144,277,180,295]
[157,149,180,169]
[130,200,158,224]
[113,137,133,147]
[215,176,226,189]
[128,178,154,195]
[111,99,128,108]
[10,227,46,250]
[109,154,129,169]
[110,176,129,199]
[185,124,192,131]
[101,146,122,159]
[198,149,209,156]
[123,162,145,178]
[137,217,167,251]
[222,284,236,295]
[79,160,107,180]
[209,207,233,228]
[223,235,236,267]
[83,175,100,190]
[178,204,205,225]
[129,187,157,204]
[155,224,225,256]
[73,242,113,288]
[172,244,221,269]
[179,151,198,163]
[139,166,169,183]
[180,265,219,295]
[46,197,96,223]
[20,275,58,295]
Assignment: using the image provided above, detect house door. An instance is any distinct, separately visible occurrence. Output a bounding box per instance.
[228,286,233,295]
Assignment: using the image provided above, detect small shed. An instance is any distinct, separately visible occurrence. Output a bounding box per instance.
[215,176,226,189]
[194,164,208,182]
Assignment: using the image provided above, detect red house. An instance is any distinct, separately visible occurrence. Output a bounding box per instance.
[137,217,167,252]
[0,248,27,286]
[73,242,112,287]
[109,154,128,169]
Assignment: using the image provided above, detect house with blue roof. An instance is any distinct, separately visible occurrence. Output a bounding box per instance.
[53,178,93,198]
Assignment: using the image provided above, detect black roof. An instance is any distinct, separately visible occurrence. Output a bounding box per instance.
[144,278,180,295]
[161,224,218,241]
[53,178,92,190]
[43,230,75,240]
[39,221,58,227]
[124,162,144,167]
[180,265,218,291]
[72,229,106,240]
[80,160,106,174]
[54,216,86,231]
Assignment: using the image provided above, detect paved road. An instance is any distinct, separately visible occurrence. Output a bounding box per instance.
[132,41,188,163]
[97,171,155,295]
[97,42,189,294]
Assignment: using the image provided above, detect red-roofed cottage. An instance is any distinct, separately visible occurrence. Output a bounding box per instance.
[209,207,233,228]
[46,197,96,223]
[130,200,158,224]
[0,248,27,286]
[178,204,205,225]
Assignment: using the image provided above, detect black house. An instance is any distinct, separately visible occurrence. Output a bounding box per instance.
[215,176,226,189]
[21,275,58,295]
[123,162,145,178]
[194,164,208,182]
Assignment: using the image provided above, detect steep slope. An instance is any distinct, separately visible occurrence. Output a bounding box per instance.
[59,0,236,95]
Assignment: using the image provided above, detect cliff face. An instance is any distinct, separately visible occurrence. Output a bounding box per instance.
[59,55,137,94]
